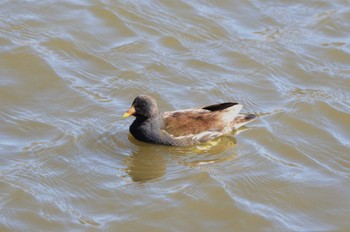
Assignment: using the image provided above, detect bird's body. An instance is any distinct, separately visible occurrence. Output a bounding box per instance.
[123,95,256,146]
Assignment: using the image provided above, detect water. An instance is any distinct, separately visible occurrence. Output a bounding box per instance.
[1,0,350,231]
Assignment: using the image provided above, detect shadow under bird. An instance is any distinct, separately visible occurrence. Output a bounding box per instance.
[123,95,256,146]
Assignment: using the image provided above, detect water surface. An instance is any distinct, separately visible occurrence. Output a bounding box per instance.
[1,0,350,231]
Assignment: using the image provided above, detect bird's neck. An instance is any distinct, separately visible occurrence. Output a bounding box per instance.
[132,114,162,134]
[136,114,160,125]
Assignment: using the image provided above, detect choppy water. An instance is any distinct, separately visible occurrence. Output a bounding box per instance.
[1,0,350,231]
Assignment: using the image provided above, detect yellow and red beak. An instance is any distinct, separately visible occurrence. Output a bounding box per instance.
[122,106,136,118]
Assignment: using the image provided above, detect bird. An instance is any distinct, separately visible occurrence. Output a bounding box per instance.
[123,95,256,146]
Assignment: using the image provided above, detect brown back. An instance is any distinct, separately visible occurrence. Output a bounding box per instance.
[162,109,227,137]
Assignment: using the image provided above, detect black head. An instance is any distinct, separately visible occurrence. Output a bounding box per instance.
[123,95,159,119]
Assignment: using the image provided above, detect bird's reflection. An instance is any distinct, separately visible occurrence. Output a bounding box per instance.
[124,131,244,183]
[173,136,237,167]
[124,135,167,183]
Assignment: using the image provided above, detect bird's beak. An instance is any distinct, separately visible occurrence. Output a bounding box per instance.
[123,106,136,118]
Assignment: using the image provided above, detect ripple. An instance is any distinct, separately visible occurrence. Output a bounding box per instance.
[1,0,350,231]
[159,36,188,52]
[287,87,349,103]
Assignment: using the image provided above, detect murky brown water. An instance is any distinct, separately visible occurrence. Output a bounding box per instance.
[1,0,350,231]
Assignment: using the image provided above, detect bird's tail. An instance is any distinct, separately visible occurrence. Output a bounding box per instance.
[231,114,256,130]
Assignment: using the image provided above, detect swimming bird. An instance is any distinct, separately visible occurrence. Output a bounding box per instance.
[123,95,256,146]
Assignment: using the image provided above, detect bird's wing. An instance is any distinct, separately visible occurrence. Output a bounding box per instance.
[161,103,242,137]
